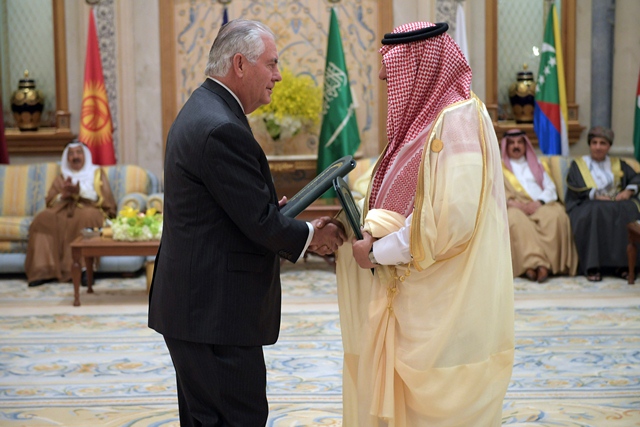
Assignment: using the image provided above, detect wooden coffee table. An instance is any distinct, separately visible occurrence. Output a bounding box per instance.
[626,221,640,284]
[70,236,160,306]
[66,204,340,306]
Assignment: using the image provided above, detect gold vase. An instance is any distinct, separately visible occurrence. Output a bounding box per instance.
[508,64,536,123]
[10,70,45,131]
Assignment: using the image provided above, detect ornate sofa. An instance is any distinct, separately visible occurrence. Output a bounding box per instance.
[0,162,162,275]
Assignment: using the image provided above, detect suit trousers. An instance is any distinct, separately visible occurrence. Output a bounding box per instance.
[163,336,268,427]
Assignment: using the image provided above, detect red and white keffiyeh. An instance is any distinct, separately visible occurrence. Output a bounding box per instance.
[500,129,545,189]
[369,22,472,216]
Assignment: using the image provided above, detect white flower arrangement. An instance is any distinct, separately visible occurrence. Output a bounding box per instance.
[111,207,163,241]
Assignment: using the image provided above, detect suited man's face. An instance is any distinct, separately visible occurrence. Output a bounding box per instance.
[241,35,282,114]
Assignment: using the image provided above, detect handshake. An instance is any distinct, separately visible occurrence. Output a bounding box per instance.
[277,196,346,256]
[308,216,347,256]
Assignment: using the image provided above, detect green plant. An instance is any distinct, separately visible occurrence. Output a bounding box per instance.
[251,68,322,140]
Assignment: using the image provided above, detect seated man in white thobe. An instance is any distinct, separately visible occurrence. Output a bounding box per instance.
[501,129,577,282]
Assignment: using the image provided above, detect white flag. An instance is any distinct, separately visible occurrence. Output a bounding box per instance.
[455,3,469,62]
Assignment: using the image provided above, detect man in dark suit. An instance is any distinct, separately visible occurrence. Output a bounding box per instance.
[148,19,346,426]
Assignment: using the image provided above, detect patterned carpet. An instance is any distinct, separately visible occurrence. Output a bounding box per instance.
[0,258,639,426]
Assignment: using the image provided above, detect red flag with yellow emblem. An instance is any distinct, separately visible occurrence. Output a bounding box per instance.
[78,9,115,165]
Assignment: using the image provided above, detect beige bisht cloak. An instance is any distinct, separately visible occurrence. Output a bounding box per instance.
[25,169,117,282]
[503,168,578,277]
[336,96,514,427]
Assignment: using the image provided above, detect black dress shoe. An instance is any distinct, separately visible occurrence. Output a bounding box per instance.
[586,268,602,282]
[81,271,88,287]
[28,279,48,287]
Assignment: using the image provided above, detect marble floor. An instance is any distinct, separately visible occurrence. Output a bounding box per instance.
[0,258,639,426]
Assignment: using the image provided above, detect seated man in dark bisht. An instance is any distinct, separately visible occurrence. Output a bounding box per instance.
[502,129,578,282]
[565,126,640,281]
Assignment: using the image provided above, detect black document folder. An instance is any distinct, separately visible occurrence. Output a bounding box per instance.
[280,156,356,218]
[333,176,363,240]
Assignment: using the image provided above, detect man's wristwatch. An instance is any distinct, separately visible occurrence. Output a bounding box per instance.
[368,247,379,265]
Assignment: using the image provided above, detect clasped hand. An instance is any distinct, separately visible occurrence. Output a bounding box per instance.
[508,199,542,216]
[308,216,347,256]
[594,189,634,201]
[352,230,377,269]
[61,177,80,200]
[615,189,634,201]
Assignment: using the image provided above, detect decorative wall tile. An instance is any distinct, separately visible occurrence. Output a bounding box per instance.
[172,0,380,151]
[1,0,56,127]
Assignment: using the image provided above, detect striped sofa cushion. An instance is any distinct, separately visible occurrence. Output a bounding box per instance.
[624,157,640,173]
[540,156,571,204]
[0,163,60,217]
[103,165,159,205]
[0,239,28,254]
[0,216,32,241]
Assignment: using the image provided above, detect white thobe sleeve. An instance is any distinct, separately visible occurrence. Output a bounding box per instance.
[372,213,413,265]
[539,171,559,203]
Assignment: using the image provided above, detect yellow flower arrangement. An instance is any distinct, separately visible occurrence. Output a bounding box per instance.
[111,206,163,241]
[251,68,322,140]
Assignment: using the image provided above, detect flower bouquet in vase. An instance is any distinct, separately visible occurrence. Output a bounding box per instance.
[249,68,322,155]
[111,206,163,241]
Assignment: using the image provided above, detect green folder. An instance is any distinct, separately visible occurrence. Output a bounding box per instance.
[280,156,356,218]
[333,176,363,239]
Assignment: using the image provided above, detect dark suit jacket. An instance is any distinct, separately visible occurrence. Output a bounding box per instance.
[148,79,309,346]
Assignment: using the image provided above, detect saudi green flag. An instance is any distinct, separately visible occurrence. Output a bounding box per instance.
[317,8,360,196]
[634,67,640,161]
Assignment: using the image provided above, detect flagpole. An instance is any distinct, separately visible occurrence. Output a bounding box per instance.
[634,67,640,161]
[218,0,231,26]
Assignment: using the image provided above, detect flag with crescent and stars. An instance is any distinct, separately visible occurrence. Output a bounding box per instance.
[533,3,569,155]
